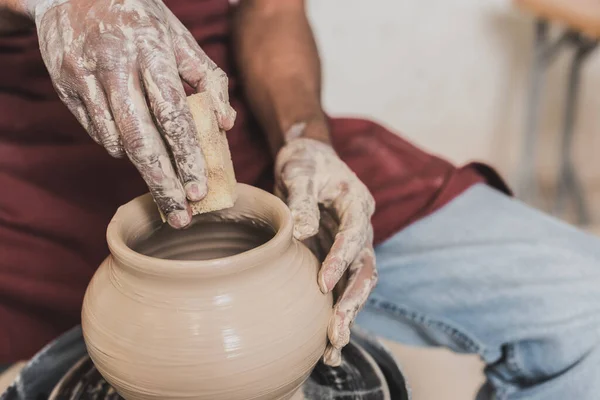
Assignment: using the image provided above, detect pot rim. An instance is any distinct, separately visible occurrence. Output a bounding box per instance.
[105,183,294,277]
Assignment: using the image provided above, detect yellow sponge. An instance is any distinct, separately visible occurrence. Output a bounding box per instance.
[186,92,237,215]
[157,93,237,222]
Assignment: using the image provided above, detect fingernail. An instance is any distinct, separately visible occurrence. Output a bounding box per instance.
[218,107,236,131]
[322,260,342,291]
[325,271,338,292]
[328,325,339,347]
[319,262,340,293]
[323,346,342,367]
[167,209,191,229]
[292,213,318,240]
[328,310,348,347]
[185,181,207,202]
[318,271,329,294]
[293,224,315,241]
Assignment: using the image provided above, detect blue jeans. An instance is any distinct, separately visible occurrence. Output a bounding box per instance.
[357,183,600,400]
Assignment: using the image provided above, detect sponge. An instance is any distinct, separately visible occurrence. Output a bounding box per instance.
[158,93,237,222]
[186,92,237,215]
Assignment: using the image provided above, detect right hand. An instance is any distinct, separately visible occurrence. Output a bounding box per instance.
[275,134,378,366]
[31,0,236,228]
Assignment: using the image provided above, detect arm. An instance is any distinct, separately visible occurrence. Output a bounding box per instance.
[232,0,329,156]
[232,0,378,367]
[0,1,32,33]
[0,0,26,13]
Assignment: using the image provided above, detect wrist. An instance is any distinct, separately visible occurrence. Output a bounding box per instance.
[283,114,331,146]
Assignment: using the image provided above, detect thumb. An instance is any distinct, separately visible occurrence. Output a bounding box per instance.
[285,174,320,241]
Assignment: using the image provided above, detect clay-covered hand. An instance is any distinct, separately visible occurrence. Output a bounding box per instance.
[275,131,378,367]
[30,0,236,228]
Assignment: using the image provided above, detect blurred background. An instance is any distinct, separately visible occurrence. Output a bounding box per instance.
[307,0,600,397]
[310,0,600,230]
[1,0,598,398]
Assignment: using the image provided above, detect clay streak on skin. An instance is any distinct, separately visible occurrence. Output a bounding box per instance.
[275,135,377,367]
[31,0,236,226]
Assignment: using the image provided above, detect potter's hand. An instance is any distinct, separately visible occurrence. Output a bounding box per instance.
[275,133,378,367]
[31,0,236,228]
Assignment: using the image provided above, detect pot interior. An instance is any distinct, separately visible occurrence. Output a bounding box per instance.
[133,218,275,261]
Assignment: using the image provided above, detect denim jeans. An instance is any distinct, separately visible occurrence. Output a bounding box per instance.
[357,183,600,399]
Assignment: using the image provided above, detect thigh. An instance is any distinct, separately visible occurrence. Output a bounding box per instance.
[357,183,600,365]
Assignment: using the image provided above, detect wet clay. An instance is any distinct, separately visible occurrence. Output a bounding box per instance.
[81,184,333,400]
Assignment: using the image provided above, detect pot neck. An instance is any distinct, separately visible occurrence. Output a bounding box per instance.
[106,184,294,279]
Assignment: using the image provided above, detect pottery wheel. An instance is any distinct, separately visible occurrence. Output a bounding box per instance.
[50,342,390,400]
[1,327,409,400]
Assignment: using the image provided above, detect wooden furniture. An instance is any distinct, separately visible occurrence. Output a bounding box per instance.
[515,0,599,224]
[516,0,600,37]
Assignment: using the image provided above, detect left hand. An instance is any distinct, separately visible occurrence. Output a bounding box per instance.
[275,129,378,367]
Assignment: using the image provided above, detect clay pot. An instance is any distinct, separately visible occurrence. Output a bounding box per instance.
[81,184,333,400]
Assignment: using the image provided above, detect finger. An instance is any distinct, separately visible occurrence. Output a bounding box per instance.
[319,198,372,293]
[55,84,101,145]
[281,163,320,241]
[139,47,208,202]
[323,344,342,367]
[107,70,191,228]
[79,76,124,158]
[327,244,377,351]
[203,67,236,131]
[170,22,236,130]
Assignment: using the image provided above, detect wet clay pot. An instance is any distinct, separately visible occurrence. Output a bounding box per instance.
[81,184,333,400]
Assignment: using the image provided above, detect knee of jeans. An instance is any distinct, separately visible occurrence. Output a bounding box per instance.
[486,330,600,391]
[362,297,486,354]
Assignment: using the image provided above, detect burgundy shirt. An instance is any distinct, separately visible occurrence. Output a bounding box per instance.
[0,0,508,362]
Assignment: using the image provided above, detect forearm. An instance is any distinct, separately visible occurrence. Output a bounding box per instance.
[232,0,329,156]
[0,1,33,34]
[0,0,27,14]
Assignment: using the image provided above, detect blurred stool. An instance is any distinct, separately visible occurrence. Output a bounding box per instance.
[515,0,599,225]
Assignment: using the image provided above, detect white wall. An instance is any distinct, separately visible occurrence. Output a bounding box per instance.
[307,0,600,192]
